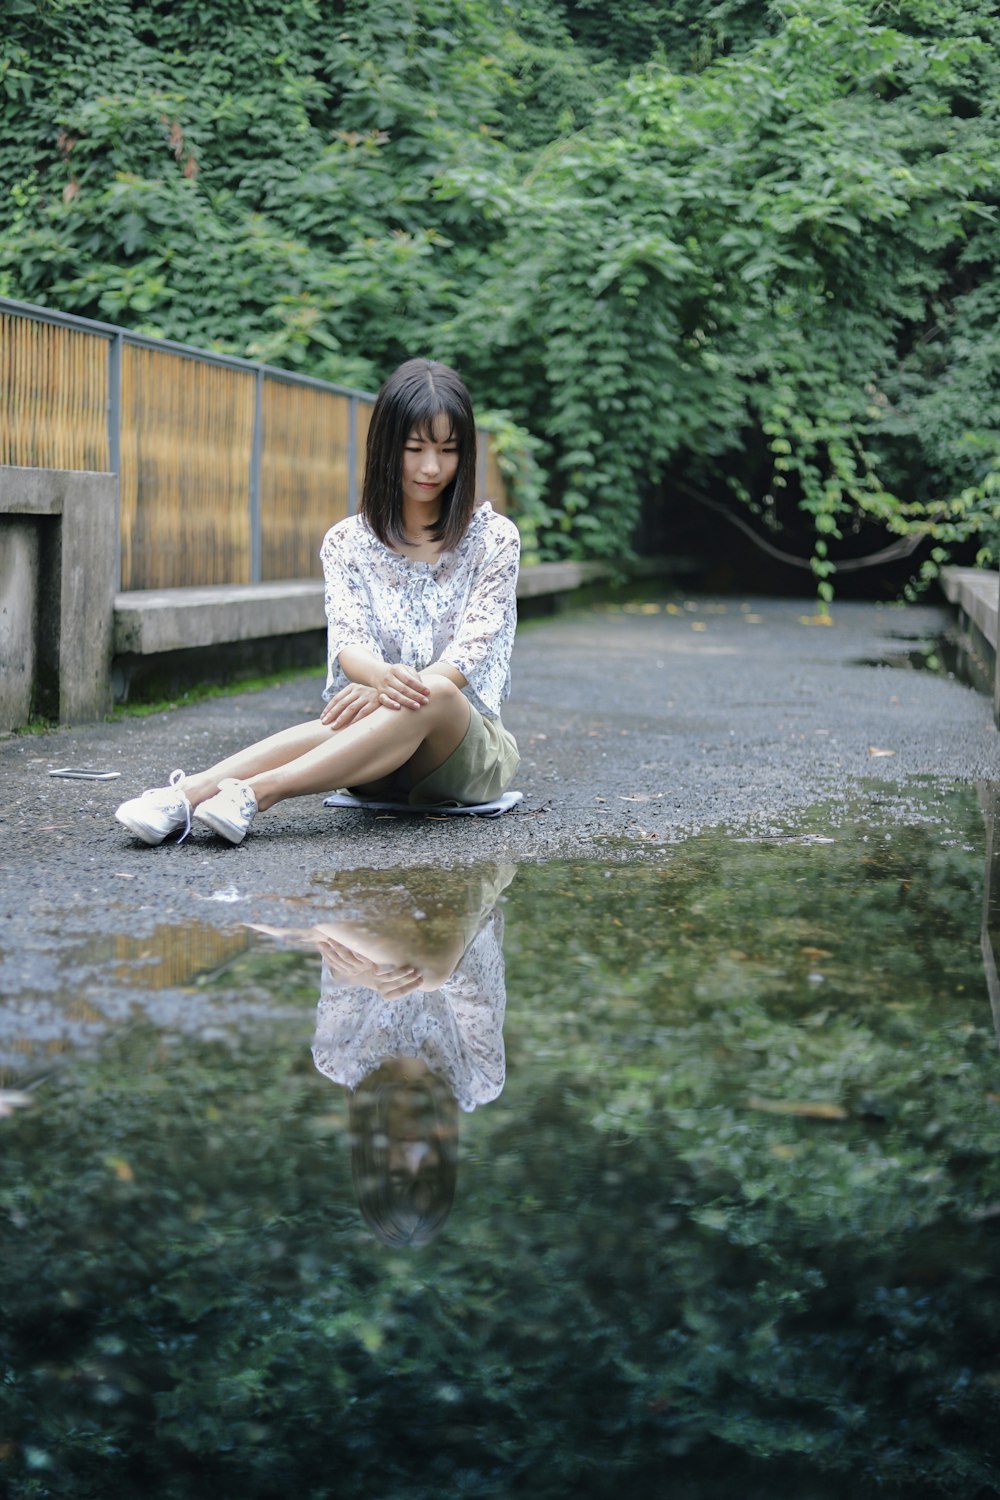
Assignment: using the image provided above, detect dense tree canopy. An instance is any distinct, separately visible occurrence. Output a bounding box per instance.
[2,0,999,588]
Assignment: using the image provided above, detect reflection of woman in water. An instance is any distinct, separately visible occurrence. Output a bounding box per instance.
[255,864,513,1246]
[348,1061,458,1248]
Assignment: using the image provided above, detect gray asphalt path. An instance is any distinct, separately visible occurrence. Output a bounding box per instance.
[0,593,994,949]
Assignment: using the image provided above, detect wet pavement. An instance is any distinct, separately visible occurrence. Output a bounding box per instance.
[0,593,994,948]
[1,592,999,1498]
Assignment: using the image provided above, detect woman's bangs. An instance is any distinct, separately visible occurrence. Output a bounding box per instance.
[405,393,464,447]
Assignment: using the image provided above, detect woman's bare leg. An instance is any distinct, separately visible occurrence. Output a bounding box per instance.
[182,677,471,813]
[179,722,335,807]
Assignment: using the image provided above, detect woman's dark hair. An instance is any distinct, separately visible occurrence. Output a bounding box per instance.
[348,1064,459,1247]
[361,358,477,552]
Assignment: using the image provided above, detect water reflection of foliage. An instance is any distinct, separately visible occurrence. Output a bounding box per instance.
[1,789,998,1497]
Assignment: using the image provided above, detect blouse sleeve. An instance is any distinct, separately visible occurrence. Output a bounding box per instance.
[320,522,383,700]
[443,516,520,718]
[311,974,375,1091]
[440,912,509,1108]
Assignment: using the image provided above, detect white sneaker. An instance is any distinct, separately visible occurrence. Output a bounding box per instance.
[193,779,258,844]
[115,770,192,846]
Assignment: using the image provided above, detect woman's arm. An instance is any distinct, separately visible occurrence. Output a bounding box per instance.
[320,523,385,699]
[320,643,435,726]
[442,517,520,715]
[421,660,467,689]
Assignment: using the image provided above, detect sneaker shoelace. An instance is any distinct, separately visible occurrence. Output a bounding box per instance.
[167,769,193,844]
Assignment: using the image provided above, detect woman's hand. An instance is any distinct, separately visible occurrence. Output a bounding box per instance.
[374,663,431,712]
[320,664,430,725]
[320,683,380,728]
[318,936,424,998]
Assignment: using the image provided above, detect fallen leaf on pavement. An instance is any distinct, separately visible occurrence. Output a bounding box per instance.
[746,1096,848,1120]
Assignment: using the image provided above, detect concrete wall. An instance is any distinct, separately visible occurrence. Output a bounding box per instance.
[940,565,1000,728]
[0,466,117,731]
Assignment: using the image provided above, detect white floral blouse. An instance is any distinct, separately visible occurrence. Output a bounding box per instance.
[320,501,520,720]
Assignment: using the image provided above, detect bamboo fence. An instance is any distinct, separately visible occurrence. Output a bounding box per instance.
[0,925,252,1087]
[0,297,509,592]
[120,345,257,588]
[0,311,109,473]
[260,376,351,581]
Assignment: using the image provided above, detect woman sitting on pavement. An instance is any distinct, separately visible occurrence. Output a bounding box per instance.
[114,358,521,846]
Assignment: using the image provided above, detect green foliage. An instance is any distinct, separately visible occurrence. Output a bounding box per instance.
[556,0,771,70]
[477,406,551,561]
[0,0,511,383]
[452,0,1000,568]
[1,0,999,587]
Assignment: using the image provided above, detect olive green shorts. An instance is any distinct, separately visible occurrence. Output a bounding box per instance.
[408,708,520,807]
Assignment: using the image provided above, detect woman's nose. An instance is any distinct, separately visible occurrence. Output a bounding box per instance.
[419,453,441,477]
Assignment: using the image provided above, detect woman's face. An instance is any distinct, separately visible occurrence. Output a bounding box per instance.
[387,1080,455,1189]
[401,411,459,514]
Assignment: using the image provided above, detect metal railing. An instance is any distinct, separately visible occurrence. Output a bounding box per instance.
[0,296,505,591]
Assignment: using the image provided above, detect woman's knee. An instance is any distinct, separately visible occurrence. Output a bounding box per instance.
[423,675,469,721]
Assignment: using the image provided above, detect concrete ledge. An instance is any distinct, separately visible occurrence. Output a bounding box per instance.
[940,567,998,651]
[515,560,612,599]
[108,556,689,703]
[113,561,658,656]
[940,565,999,727]
[114,581,327,655]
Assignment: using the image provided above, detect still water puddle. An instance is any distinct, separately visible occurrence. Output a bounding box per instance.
[2,783,999,1498]
[850,627,991,695]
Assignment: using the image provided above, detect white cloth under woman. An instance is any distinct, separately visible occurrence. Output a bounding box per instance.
[320,501,520,720]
